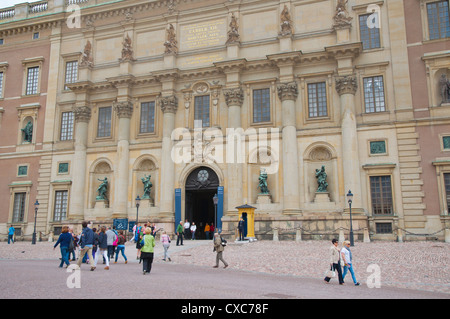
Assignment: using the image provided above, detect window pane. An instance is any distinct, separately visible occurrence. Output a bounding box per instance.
[64,61,78,90]
[370,176,393,215]
[54,190,68,222]
[445,173,450,213]
[26,67,39,95]
[427,1,450,40]
[359,13,381,49]
[194,95,210,127]
[0,72,3,98]
[140,102,155,134]
[253,88,270,123]
[60,111,74,141]
[364,76,385,113]
[308,82,327,118]
[12,193,26,223]
[97,107,112,138]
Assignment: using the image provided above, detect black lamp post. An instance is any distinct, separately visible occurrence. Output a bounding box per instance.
[32,200,39,245]
[213,193,218,232]
[347,190,354,246]
[135,195,141,234]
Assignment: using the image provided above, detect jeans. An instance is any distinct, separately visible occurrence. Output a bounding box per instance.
[8,235,14,244]
[163,244,170,260]
[59,246,70,267]
[115,245,127,262]
[177,233,183,246]
[343,263,357,284]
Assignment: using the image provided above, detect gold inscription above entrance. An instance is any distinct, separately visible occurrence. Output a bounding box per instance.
[180,19,227,51]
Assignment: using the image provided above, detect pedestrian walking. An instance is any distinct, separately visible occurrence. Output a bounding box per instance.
[140,227,155,275]
[184,219,190,239]
[94,226,110,270]
[92,227,99,261]
[176,221,184,246]
[8,225,15,244]
[237,218,245,241]
[210,224,215,239]
[68,228,78,261]
[160,231,171,261]
[115,230,128,264]
[213,231,228,269]
[76,221,96,271]
[106,226,117,261]
[135,223,143,260]
[204,223,210,240]
[190,222,197,240]
[53,225,72,268]
[341,240,361,286]
[324,238,344,285]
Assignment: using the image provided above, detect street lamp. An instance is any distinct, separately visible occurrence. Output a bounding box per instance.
[347,190,354,246]
[32,200,39,245]
[135,195,141,237]
[213,193,218,232]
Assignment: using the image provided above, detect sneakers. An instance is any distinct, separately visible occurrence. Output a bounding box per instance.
[104,266,109,270]
[90,267,96,271]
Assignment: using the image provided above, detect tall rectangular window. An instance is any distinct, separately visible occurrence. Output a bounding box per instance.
[445,173,450,213]
[359,13,381,50]
[427,1,450,40]
[60,111,74,141]
[0,72,4,98]
[194,95,210,128]
[253,88,271,123]
[54,190,68,222]
[97,106,112,138]
[140,102,155,134]
[364,76,385,113]
[12,193,26,223]
[64,61,78,90]
[307,82,328,118]
[26,66,39,95]
[370,176,394,215]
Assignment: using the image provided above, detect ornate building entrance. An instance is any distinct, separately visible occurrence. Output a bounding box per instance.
[185,167,220,239]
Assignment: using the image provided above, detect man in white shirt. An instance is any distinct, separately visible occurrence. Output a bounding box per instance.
[184,220,190,239]
[190,222,197,240]
[341,241,360,286]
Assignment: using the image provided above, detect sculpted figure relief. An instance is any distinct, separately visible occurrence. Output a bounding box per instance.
[226,13,240,45]
[279,5,293,36]
[315,166,329,193]
[164,24,178,54]
[21,121,33,143]
[96,177,109,201]
[439,74,450,105]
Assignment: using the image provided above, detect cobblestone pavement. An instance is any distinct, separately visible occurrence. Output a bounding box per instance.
[1,239,449,297]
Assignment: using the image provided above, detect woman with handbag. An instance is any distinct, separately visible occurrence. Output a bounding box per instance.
[160,231,172,261]
[324,238,344,285]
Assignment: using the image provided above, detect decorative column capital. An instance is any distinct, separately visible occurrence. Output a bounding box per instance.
[223,87,244,107]
[277,82,298,102]
[159,95,178,114]
[335,76,358,96]
[113,100,134,118]
[73,105,91,123]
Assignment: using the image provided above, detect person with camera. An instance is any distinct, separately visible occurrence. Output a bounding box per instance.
[213,230,228,269]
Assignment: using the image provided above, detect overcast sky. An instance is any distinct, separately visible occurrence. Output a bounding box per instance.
[1,0,42,9]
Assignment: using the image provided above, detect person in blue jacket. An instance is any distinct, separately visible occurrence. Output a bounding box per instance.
[76,221,96,271]
[53,225,73,268]
[8,225,15,244]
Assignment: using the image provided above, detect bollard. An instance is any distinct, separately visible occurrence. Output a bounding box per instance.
[445,228,450,243]
[397,228,403,243]
[273,228,279,242]
[363,228,370,243]
[295,229,302,242]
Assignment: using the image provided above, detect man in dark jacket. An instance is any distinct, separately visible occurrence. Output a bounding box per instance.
[76,221,96,271]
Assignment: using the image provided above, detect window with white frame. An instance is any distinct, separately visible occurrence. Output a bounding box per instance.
[370,175,394,215]
[307,82,328,118]
[363,76,385,113]
[140,102,156,134]
[12,192,26,223]
[60,111,74,141]
[54,190,68,222]
[194,95,210,128]
[359,13,381,50]
[26,66,39,95]
[427,0,450,40]
[64,61,78,90]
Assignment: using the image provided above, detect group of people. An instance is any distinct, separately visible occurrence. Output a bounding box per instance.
[53,221,128,271]
[175,220,216,245]
[324,238,361,286]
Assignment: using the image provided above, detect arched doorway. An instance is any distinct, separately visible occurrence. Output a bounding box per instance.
[185,166,220,239]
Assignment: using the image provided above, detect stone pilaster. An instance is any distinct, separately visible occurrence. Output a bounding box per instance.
[277,82,301,215]
[335,75,363,211]
[69,105,91,221]
[112,100,133,219]
[224,87,244,213]
[159,95,178,217]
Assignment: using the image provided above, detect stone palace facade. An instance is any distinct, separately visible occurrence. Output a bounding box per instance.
[0,0,449,242]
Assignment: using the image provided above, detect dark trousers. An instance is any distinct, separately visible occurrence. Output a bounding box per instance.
[238,228,244,241]
[141,252,154,273]
[177,233,183,246]
[324,262,344,284]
